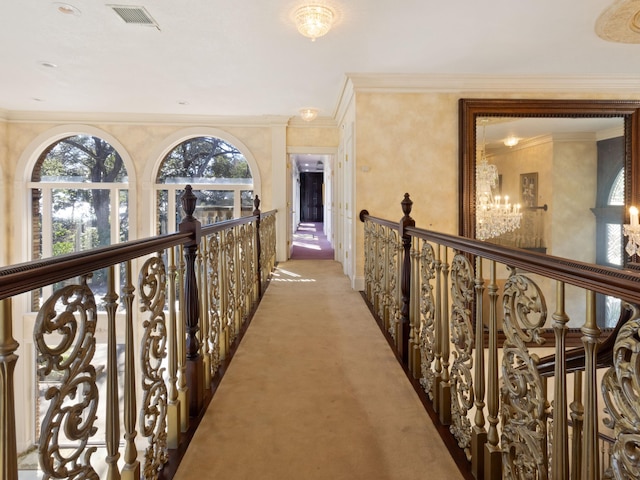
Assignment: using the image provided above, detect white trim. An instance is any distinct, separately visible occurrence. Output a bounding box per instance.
[345,73,640,93]
[2,110,292,126]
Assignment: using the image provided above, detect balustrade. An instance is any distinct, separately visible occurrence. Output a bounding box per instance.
[0,185,276,480]
[361,193,640,480]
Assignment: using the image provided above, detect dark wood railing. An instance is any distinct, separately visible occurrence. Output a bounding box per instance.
[361,193,640,480]
[0,185,277,480]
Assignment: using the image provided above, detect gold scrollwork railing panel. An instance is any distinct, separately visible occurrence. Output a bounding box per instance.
[34,277,99,480]
[418,240,437,399]
[139,254,169,479]
[501,270,548,479]
[602,303,640,480]
[223,228,238,345]
[449,253,475,459]
[207,232,222,375]
[363,218,375,303]
[385,228,400,342]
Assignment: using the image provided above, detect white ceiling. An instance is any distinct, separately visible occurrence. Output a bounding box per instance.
[1,1,640,120]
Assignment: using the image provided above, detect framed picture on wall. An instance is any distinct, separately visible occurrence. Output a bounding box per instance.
[520,172,538,207]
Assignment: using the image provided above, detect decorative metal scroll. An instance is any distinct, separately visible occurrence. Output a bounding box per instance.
[418,240,437,398]
[139,255,169,479]
[449,253,475,458]
[34,278,99,480]
[375,224,386,320]
[363,218,376,303]
[500,269,548,479]
[238,225,248,326]
[385,228,400,340]
[602,303,640,480]
[207,232,222,377]
[224,228,238,344]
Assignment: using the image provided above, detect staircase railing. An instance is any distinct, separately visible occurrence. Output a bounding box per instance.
[360,193,640,480]
[0,185,277,480]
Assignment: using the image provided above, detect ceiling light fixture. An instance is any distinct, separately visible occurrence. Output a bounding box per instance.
[503,136,519,147]
[300,108,318,121]
[55,3,81,15]
[294,4,335,41]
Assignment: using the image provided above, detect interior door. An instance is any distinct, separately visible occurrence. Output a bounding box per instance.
[300,172,324,222]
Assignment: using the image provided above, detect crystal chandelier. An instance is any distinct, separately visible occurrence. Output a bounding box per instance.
[476,125,522,241]
[294,4,335,41]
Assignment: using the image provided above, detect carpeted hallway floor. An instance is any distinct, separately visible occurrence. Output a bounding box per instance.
[173,260,464,480]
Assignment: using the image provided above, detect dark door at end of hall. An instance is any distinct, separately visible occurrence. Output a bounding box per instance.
[300,172,324,222]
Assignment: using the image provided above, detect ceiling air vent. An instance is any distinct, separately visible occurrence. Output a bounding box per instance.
[109,5,160,29]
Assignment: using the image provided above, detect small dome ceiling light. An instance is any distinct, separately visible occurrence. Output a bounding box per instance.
[504,136,519,147]
[300,108,318,121]
[294,4,335,41]
[55,3,81,15]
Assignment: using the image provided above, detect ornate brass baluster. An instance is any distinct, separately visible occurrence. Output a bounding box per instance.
[418,241,437,400]
[484,261,501,479]
[104,266,121,480]
[139,254,168,479]
[570,371,583,480]
[433,244,443,413]
[581,290,600,480]
[0,298,19,480]
[177,245,189,433]
[449,253,475,459]
[34,277,99,479]
[439,246,451,426]
[121,261,140,480]
[409,237,420,377]
[552,281,570,479]
[199,238,211,389]
[219,231,229,360]
[167,248,181,449]
[472,257,486,478]
[602,302,640,479]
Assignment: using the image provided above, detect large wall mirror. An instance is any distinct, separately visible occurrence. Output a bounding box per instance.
[459,99,640,271]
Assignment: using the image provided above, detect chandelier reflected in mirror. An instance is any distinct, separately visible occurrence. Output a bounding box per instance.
[476,123,522,241]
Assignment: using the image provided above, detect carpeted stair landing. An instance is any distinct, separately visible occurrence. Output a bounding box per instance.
[174,260,464,480]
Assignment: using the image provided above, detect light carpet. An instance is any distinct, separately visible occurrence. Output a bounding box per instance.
[174,260,463,480]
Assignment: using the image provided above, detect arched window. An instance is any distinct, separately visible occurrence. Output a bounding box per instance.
[155,136,254,234]
[30,134,129,308]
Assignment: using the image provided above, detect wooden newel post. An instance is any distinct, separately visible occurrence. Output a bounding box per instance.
[179,185,203,417]
[254,195,262,298]
[399,193,415,366]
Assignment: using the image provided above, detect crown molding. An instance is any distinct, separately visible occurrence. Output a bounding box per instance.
[344,73,640,93]
[1,110,293,127]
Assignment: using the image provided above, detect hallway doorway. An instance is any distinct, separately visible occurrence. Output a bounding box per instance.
[300,172,324,222]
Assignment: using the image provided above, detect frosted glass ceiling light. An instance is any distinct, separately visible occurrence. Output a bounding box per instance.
[300,108,318,121]
[294,4,334,41]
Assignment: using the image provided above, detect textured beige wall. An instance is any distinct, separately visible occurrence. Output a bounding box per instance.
[287,124,339,147]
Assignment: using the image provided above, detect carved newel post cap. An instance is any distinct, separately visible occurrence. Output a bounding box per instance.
[401,193,413,217]
[253,195,261,216]
[181,185,197,219]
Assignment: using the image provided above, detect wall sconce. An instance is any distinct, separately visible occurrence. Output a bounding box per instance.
[623,206,640,256]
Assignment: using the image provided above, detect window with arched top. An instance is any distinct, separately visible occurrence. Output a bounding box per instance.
[155,136,254,234]
[30,134,129,309]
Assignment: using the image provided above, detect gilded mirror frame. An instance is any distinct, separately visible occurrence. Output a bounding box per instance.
[459,98,640,267]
